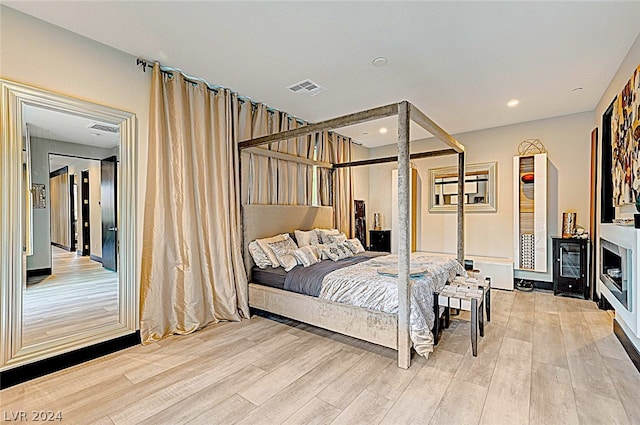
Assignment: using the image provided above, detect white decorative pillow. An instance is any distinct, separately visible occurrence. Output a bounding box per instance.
[319,242,353,261]
[267,237,299,272]
[328,233,348,245]
[294,229,319,248]
[293,246,319,267]
[345,238,365,254]
[248,241,272,269]
[317,228,340,244]
[256,234,287,267]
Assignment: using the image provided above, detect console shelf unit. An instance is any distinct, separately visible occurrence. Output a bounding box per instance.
[513,153,548,272]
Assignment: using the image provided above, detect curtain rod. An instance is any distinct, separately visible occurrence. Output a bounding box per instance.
[136,57,307,125]
[135,57,362,146]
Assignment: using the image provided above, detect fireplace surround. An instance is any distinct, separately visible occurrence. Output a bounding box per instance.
[599,224,640,355]
[600,238,632,309]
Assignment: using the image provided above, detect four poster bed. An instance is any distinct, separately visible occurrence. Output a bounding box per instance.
[238,101,466,369]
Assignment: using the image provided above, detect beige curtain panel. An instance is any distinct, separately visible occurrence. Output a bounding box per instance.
[317,131,333,207]
[316,131,353,237]
[140,64,249,344]
[331,133,354,237]
[244,107,314,205]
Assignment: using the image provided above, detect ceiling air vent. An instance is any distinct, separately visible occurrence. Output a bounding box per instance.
[287,79,327,96]
[87,122,119,133]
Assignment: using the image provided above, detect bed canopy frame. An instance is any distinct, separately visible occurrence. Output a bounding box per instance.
[238,100,465,368]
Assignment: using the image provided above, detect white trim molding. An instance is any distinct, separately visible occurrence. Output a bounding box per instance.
[0,79,138,371]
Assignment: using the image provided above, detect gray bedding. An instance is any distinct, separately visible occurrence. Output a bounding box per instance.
[284,251,385,296]
[251,266,288,289]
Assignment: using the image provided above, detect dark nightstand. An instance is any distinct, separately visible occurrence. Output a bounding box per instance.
[552,237,589,299]
[369,230,391,253]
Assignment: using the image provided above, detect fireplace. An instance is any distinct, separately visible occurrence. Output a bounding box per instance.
[600,238,632,310]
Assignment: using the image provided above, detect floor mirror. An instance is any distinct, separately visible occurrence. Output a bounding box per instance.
[0,79,138,372]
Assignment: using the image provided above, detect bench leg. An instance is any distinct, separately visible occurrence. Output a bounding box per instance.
[445,305,451,328]
[479,300,484,338]
[471,298,478,357]
[433,292,440,345]
[486,284,491,322]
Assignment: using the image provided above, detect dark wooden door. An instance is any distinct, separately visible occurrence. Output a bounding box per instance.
[101,156,117,272]
[589,129,598,300]
[81,170,91,256]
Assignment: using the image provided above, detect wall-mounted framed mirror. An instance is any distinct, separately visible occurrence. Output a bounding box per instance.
[0,79,138,372]
[429,161,497,213]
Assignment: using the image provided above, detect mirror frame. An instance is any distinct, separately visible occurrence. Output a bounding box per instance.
[429,161,497,213]
[0,79,138,370]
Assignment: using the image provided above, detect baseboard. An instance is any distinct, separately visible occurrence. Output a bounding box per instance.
[613,319,640,373]
[0,331,140,389]
[90,254,102,263]
[514,278,553,291]
[26,268,52,278]
[599,296,613,310]
[51,242,71,251]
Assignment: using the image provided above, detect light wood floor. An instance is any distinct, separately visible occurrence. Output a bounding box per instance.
[23,247,119,346]
[2,290,639,424]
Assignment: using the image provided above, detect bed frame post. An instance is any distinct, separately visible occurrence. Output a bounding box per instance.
[457,151,465,264]
[397,100,411,369]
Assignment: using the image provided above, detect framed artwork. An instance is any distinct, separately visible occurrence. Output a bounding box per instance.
[611,64,640,206]
[429,162,497,212]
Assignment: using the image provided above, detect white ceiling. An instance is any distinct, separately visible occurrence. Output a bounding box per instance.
[6,1,640,148]
[23,105,120,148]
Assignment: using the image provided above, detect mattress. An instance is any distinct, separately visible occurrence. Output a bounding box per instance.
[251,266,288,289]
[251,251,385,293]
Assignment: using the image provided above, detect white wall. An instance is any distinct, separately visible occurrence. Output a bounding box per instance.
[2,6,150,287]
[368,111,593,282]
[351,143,370,243]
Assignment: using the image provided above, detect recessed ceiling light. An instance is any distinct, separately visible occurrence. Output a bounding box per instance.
[90,132,101,137]
[361,132,369,136]
[507,99,519,108]
[372,57,388,67]
[379,127,388,134]
[571,87,583,92]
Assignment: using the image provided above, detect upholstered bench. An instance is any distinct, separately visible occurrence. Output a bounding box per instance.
[434,276,491,356]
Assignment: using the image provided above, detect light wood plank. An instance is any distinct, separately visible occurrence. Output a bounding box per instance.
[187,394,257,425]
[317,352,392,409]
[380,366,453,425]
[2,290,638,425]
[24,246,118,346]
[139,365,267,425]
[480,337,532,425]
[574,387,630,425]
[428,378,488,425]
[533,311,568,368]
[239,339,339,406]
[234,350,361,425]
[282,397,341,425]
[559,310,617,399]
[529,361,579,425]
